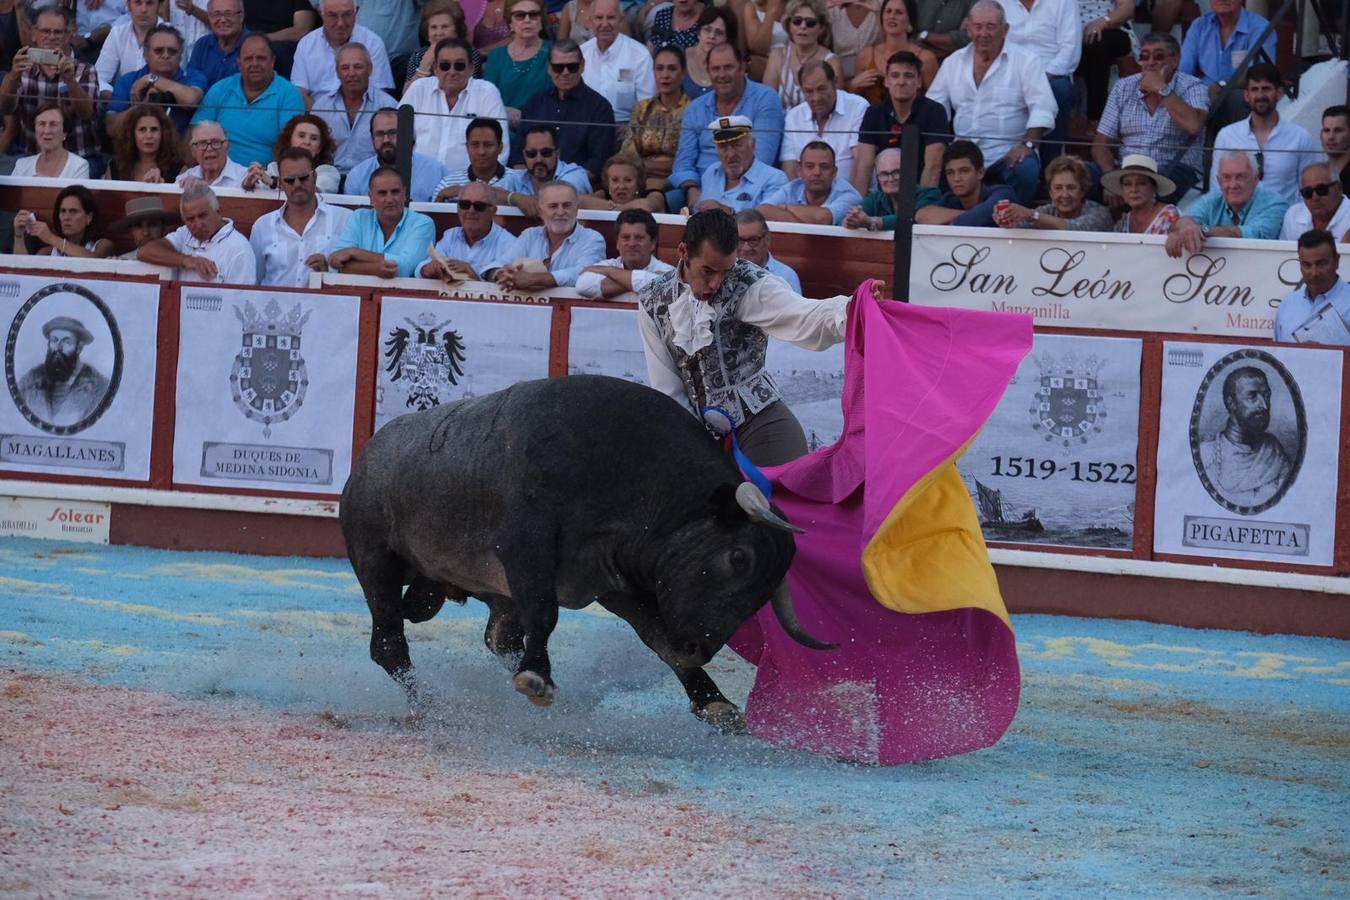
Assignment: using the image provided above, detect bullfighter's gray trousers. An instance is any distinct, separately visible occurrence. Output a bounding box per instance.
[735,401,809,468]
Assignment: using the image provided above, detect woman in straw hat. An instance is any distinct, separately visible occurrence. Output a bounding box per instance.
[1105,154,1181,235]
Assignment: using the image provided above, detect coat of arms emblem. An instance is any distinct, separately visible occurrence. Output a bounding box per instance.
[1029,351,1106,446]
[230,298,311,438]
[384,313,467,411]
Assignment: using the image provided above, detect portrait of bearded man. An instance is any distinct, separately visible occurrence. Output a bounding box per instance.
[16,316,112,429]
[1197,365,1294,509]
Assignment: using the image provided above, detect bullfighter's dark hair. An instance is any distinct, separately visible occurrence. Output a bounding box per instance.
[943,139,984,171]
[1297,228,1336,253]
[617,207,658,240]
[466,116,503,143]
[683,209,738,257]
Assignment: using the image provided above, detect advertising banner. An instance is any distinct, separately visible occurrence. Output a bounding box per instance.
[0,494,111,543]
[1153,342,1343,565]
[173,287,360,493]
[0,274,159,481]
[910,228,1297,338]
[375,296,553,432]
[957,334,1143,549]
[567,305,847,447]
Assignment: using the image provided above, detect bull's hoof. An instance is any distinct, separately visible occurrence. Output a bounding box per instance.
[695,701,747,734]
[513,670,555,707]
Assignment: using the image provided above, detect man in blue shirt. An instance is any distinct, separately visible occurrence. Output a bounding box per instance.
[191,33,304,166]
[1179,0,1276,127]
[915,140,1015,228]
[344,108,448,203]
[492,125,595,216]
[1165,149,1289,258]
[695,115,788,214]
[671,43,784,211]
[488,181,607,289]
[417,182,516,281]
[107,24,208,134]
[758,142,863,227]
[735,209,803,293]
[328,166,437,278]
[1274,229,1350,344]
[515,40,615,182]
[310,43,398,175]
[189,0,248,87]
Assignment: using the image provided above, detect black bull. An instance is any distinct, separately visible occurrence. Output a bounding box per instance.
[340,375,834,730]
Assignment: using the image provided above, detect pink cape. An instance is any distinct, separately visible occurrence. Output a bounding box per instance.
[728,283,1032,764]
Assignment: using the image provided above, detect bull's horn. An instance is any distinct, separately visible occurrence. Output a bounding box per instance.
[770,580,837,651]
[735,482,804,534]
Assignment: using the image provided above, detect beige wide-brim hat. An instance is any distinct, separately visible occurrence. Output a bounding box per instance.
[1102,154,1176,198]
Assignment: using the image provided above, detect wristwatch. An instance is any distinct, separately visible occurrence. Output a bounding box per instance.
[1158,82,1172,97]
[148,74,159,85]
[918,30,929,42]
[1031,209,1041,224]
[1200,224,1212,238]
[1023,140,1036,151]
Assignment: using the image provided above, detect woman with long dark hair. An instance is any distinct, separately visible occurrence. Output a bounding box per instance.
[13,185,113,258]
[107,104,185,183]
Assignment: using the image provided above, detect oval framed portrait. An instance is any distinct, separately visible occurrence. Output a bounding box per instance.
[1188,348,1306,516]
[4,282,123,436]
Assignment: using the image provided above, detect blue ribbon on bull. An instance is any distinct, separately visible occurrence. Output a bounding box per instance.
[702,405,772,500]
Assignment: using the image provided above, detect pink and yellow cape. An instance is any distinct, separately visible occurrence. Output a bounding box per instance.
[729,282,1032,764]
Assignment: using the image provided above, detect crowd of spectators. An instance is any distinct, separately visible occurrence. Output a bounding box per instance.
[0,0,1345,317]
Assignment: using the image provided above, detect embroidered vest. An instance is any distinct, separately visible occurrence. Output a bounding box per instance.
[638,260,782,426]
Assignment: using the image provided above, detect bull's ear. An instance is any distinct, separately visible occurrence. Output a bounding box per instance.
[709,483,747,524]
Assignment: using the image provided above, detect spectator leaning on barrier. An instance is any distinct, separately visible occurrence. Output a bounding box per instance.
[249,146,351,287]
[433,116,510,201]
[915,139,1014,227]
[852,48,948,195]
[759,141,863,226]
[575,207,674,301]
[671,42,785,211]
[488,180,607,290]
[139,180,257,284]
[1165,150,1289,258]
[290,0,393,104]
[1092,31,1206,204]
[109,195,179,260]
[926,0,1055,207]
[780,60,867,183]
[735,207,803,292]
[93,0,165,96]
[176,119,250,187]
[1209,64,1317,206]
[1178,0,1275,127]
[0,5,102,174]
[1273,229,1350,345]
[309,42,398,175]
[401,37,510,176]
[581,0,655,127]
[106,23,207,136]
[695,115,788,214]
[192,33,306,166]
[13,184,112,257]
[329,165,438,278]
[343,107,448,202]
[1320,105,1350,197]
[418,181,516,282]
[188,0,248,88]
[494,125,595,216]
[1104,153,1180,234]
[994,0,1080,161]
[517,39,616,182]
[1279,162,1350,243]
[844,146,941,231]
[994,154,1114,232]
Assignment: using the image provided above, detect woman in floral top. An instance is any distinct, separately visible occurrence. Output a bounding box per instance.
[619,45,690,191]
[1105,154,1181,235]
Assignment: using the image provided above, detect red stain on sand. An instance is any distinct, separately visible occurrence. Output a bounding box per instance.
[0,671,815,897]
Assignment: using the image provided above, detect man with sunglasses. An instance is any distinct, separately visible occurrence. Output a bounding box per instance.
[576,208,673,301]
[310,43,398,175]
[433,117,510,202]
[487,180,606,291]
[343,107,449,202]
[494,125,595,218]
[516,39,615,183]
[330,165,438,278]
[1279,163,1350,242]
[418,182,516,282]
[1165,150,1288,258]
[107,24,207,135]
[1210,64,1316,206]
[402,37,509,176]
[290,0,393,104]
[250,146,352,287]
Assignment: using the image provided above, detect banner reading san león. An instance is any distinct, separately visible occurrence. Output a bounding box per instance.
[173,287,360,493]
[0,274,159,481]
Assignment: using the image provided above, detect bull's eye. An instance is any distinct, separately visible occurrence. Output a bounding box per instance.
[729,547,749,572]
